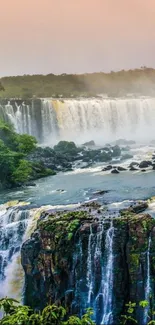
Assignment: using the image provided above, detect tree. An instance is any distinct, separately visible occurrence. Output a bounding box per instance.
[0,298,94,325]
[0,82,4,91]
[11,159,32,184]
[15,134,37,154]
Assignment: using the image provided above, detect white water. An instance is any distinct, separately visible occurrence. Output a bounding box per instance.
[144,235,151,324]
[101,222,114,325]
[87,224,94,304]
[1,98,155,144]
[0,202,53,300]
[86,221,114,324]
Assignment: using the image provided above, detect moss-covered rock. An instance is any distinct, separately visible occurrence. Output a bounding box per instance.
[21,204,155,324]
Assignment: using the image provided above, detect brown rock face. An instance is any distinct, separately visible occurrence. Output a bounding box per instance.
[21,205,155,325]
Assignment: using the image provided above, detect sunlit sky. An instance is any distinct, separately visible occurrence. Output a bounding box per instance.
[0,0,155,76]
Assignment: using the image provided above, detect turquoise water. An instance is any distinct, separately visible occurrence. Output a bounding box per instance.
[1,167,155,207]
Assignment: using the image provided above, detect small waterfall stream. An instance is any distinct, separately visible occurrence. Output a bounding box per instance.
[0,203,50,301]
[85,221,115,324]
[143,235,152,324]
[101,223,114,325]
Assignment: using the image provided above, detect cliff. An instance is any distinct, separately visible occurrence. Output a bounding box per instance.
[21,202,155,325]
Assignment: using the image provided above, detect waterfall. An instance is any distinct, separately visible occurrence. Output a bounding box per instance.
[84,221,115,324]
[143,235,152,324]
[0,205,30,300]
[87,225,94,304]
[0,202,50,301]
[1,97,155,144]
[101,223,114,325]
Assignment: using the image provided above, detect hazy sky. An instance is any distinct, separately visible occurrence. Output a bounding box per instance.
[1,0,155,76]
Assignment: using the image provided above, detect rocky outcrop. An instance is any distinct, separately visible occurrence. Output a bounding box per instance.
[21,203,155,325]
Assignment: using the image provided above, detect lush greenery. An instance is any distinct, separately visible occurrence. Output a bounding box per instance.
[0,298,94,325]
[1,67,155,98]
[0,119,55,188]
[0,82,4,92]
[0,298,155,325]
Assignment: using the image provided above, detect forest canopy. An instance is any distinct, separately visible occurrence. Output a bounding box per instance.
[0,67,155,99]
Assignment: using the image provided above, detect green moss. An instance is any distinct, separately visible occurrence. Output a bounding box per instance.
[130,254,139,269]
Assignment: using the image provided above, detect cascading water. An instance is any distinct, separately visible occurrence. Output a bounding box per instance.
[0,202,51,301]
[73,221,115,325]
[143,235,152,325]
[1,97,155,144]
[101,223,114,325]
[0,204,30,300]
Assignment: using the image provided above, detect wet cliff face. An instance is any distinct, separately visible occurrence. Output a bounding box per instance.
[21,203,155,325]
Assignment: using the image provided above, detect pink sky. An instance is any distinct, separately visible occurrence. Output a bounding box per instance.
[0,0,155,76]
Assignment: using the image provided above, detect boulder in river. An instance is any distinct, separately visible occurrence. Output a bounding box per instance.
[117,166,127,171]
[111,169,119,174]
[130,166,138,171]
[82,140,95,147]
[102,165,112,171]
[139,161,152,168]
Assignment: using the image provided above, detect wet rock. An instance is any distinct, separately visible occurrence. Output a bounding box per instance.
[111,145,121,157]
[25,182,36,187]
[129,162,139,168]
[129,166,138,171]
[139,161,152,168]
[121,201,148,215]
[102,165,112,171]
[21,205,155,324]
[117,166,127,171]
[82,140,95,147]
[93,190,109,195]
[111,169,119,174]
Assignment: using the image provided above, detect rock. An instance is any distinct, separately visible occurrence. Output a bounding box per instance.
[25,182,36,187]
[82,140,95,147]
[121,146,131,151]
[139,161,152,168]
[115,139,136,145]
[111,169,119,174]
[129,162,139,168]
[21,205,155,324]
[102,165,112,171]
[141,169,146,172]
[130,166,138,171]
[111,145,121,157]
[93,190,109,195]
[117,166,127,171]
[121,201,148,215]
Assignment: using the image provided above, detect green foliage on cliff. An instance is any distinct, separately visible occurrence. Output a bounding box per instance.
[0,119,55,188]
[1,67,155,98]
[0,298,154,325]
[0,298,94,325]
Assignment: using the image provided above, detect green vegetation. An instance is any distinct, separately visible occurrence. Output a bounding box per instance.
[1,67,155,98]
[0,298,154,325]
[0,298,94,325]
[0,82,4,92]
[54,141,80,155]
[0,119,55,189]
